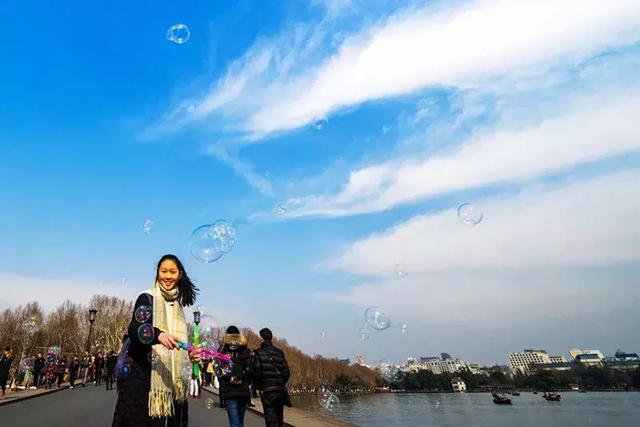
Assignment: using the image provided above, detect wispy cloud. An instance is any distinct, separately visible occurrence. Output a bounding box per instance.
[150,0,640,137]
[322,170,640,276]
[284,88,640,217]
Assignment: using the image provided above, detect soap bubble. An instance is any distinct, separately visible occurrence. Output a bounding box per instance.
[189,220,236,263]
[364,306,392,331]
[46,346,60,363]
[401,323,408,334]
[143,218,153,235]
[166,23,191,44]
[317,389,339,411]
[198,314,222,351]
[19,357,34,373]
[147,352,158,367]
[313,117,328,130]
[121,276,127,285]
[394,264,408,278]
[205,398,214,409]
[274,203,288,216]
[138,323,154,345]
[22,316,40,334]
[457,203,483,226]
[320,330,327,338]
[134,305,152,323]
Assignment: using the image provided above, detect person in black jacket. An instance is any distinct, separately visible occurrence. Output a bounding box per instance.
[218,325,253,427]
[56,356,68,387]
[253,328,291,427]
[0,347,14,400]
[69,356,81,388]
[94,351,105,385]
[105,350,117,390]
[111,254,199,427]
[33,352,45,388]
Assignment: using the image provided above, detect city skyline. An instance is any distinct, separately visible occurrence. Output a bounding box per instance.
[1,0,640,366]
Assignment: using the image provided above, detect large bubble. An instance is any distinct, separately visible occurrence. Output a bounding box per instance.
[205,398,214,409]
[198,314,222,351]
[166,23,191,44]
[358,326,370,341]
[22,315,40,334]
[317,389,339,411]
[134,305,152,323]
[19,357,34,373]
[189,220,236,263]
[137,323,154,345]
[457,203,483,226]
[364,306,392,331]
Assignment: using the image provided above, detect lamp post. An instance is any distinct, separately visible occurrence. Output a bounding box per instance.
[86,309,98,353]
[192,309,201,378]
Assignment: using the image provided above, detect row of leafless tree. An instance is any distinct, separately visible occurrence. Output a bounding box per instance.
[0,295,379,390]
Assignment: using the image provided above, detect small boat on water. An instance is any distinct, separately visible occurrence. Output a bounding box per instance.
[511,391,520,396]
[492,393,512,405]
[543,392,561,401]
[533,391,538,395]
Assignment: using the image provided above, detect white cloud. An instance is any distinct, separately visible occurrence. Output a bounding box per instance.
[154,0,640,136]
[285,89,640,217]
[324,170,640,275]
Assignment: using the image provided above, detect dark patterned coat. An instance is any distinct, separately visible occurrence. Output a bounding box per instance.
[111,292,188,427]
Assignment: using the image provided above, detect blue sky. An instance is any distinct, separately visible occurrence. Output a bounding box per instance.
[1,0,640,366]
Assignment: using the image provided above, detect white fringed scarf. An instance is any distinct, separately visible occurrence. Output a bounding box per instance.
[149,282,189,418]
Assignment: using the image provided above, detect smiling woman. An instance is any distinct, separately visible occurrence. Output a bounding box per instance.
[112,254,199,427]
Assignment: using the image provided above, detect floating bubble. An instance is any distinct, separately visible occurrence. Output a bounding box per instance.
[135,305,152,323]
[274,203,288,216]
[19,357,34,373]
[364,307,392,331]
[401,323,408,334]
[265,171,271,178]
[22,316,40,334]
[205,398,214,409]
[166,23,191,44]
[121,276,127,285]
[198,314,222,351]
[457,203,483,226]
[147,352,157,366]
[143,218,153,235]
[394,264,408,278]
[189,220,236,263]
[138,323,154,345]
[313,117,328,131]
[317,389,339,411]
[320,330,327,338]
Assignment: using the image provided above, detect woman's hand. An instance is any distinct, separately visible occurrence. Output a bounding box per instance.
[158,332,180,350]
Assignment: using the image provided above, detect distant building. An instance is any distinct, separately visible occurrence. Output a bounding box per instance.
[418,354,471,374]
[451,377,466,393]
[570,349,604,367]
[535,362,572,371]
[549,355,567,364]
[441,353,452,360]
[509,349,551,374]
[603,350,640,370]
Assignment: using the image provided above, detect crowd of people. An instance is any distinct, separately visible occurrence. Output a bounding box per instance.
[0,346,120,396]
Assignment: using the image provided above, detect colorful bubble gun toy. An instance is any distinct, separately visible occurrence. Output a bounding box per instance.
[177,342,231,363]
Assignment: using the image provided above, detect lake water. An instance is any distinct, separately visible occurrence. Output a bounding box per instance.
[292,392,640,426]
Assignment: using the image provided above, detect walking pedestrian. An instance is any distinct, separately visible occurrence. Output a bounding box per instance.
[94,351,104,385]
[253,328,291,427]
[218,325,254,427]
[33,352,45,388]
[0,347,15,400]
[69,356,81,388]
[56,356,67,387]
[44,362,55,389]
[105,350,117,390]
[112,254,200,427]
[80,351,91,386]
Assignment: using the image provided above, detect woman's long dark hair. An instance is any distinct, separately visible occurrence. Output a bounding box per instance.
[156,254,199,307]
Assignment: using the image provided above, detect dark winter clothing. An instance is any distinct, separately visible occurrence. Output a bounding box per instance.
[69,359,80,387]
[112,292,188,427]
[33,355,45,386]
[106,352,117,390]
[218,333,254,401]
[94,355,104,385]
[56,358,67,387]
[0,352,14,396]
[253,341,291,427]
